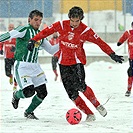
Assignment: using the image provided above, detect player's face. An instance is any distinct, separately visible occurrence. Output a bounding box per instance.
[8,24,14,31]
[70,17,81,29]
[29,15,42,30]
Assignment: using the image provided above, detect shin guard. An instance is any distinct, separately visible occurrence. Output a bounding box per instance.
[74,96,93,115]
[83,86,100,108]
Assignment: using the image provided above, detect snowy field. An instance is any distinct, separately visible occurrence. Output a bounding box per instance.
[0,58,133,133]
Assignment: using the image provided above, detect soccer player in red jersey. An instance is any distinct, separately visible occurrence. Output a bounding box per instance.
[49,32,60,81]
[117,22,133,97]
[28,6,124,121]
[0,24,17,90]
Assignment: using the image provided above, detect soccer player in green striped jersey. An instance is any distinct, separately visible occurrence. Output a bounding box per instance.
[0,10,59,119]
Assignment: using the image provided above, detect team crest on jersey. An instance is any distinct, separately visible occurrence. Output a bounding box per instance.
[35,40,41,48]
[68,32,74,40]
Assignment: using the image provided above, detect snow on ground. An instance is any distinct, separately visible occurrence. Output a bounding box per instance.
[0,59,133,133]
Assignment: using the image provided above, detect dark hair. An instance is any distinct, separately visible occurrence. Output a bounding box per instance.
[29,10,43,19]
[131,22,133,26]
[68,6,84,20]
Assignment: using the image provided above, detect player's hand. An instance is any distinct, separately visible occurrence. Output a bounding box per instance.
[117,42,122,46]
[27,40,36,51]
[0,50,3,55]
[10,46,16,52]
[109,52,124,63]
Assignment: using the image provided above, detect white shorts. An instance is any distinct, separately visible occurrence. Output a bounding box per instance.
[14,61,47,89]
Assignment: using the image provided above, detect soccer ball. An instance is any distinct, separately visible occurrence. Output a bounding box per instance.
[66,108,82,125]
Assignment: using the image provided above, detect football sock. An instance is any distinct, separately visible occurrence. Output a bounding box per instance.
[83,86,100,108]
[74,96,93,115]
[25,95,43,113]
[53,70,58,76]
[127,77,133,91]
[15,90,25,99]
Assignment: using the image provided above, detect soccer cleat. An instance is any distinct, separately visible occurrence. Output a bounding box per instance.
[86,114,96,122]
[11,91,20,109]
[96,105,107,117]
[24,111,39,120]
[9,76,13,85]
[125,90,131,97]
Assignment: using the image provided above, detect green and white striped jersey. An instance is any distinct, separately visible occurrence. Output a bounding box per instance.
[0,24,43,63]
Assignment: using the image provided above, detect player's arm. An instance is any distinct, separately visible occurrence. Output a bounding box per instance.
[117,31,129,46]
[27,21,61,51]
[0,42,3,55]
[86,28,124,63]
[41,38,59,55]
[0,25,26,42]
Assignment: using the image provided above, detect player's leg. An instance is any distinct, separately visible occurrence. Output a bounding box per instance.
[12,61,35,109]
[4,58,13,84]
[24,64,47,119]
[83,86,107,117]
[24,84,47,120]
[13,78,17,91]
[125,67,133,96]
[52,56,58,81]
[73,63,107,117]
[59,64,95,121]
[11,58,17,90]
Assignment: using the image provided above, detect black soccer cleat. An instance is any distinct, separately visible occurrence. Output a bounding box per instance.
[125,90,131,97]
[11,91,20,109]
[24,111,39,120]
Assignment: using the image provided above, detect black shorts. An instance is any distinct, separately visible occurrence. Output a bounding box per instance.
[59,63,86,100]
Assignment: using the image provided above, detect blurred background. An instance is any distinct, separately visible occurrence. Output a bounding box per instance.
[0,0,133,32]
[0,0,133,63]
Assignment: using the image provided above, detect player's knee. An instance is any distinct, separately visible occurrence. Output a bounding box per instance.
[35,84,48,100]
[23,85,35,98]
[68,91,79,101]
[78,83,86,92]
[127,67,133,77]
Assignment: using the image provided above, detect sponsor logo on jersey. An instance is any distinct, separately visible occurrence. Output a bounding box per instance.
[61,41,78,49]
[68,32,74,40]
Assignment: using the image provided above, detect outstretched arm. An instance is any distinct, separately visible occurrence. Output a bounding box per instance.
[86,28,124,63]
[0,26,26,42]
[41,38,59,55]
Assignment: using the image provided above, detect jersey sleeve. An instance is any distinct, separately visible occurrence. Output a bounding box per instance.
[118,31,129,44]
[86,28,114,55]
[0,42,3,50]
[0,25,27,42]
[41,38,59,55]
[32,21,61,41]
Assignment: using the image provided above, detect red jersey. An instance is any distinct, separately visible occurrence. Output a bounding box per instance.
[0,38,16,58]
[118,29,133,59]
[49,37,60,57]
[32,20,114,65]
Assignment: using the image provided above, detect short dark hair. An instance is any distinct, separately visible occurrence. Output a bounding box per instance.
[68,6,84,20]
[131,22,133,26]
[29,10,43,19]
